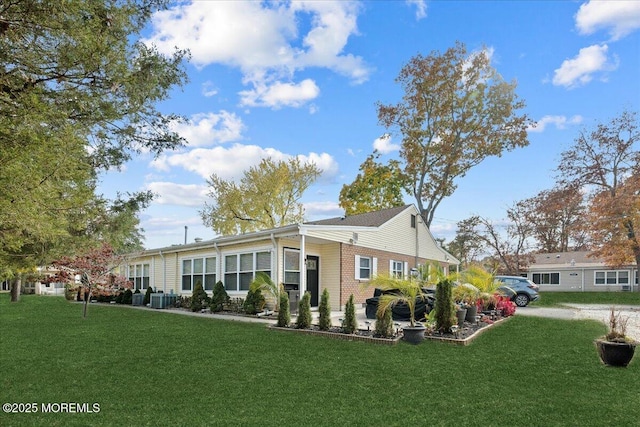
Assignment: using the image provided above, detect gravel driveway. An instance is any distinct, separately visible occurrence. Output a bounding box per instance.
[517,304,640,341]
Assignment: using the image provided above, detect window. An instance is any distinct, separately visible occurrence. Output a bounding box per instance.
[595,270,630,286]
[128,263,150,291]
[390,260,404,279]
[355,255,377,280]
[532,272,560,285]
[411,214,416,228]
[284,249,300,285]
[224,251,272,291]
[182,257,217,292]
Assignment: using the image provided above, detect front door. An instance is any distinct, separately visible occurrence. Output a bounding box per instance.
[306,255,319,307]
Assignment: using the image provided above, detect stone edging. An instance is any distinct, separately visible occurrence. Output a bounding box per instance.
[424,317,510,346]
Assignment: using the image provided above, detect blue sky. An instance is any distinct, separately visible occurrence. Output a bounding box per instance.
[98,0,640,249]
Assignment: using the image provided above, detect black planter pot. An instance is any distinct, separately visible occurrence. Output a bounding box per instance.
[465,305,478,323]
[595,339,637,367]
[402,325,426,345]
[456,308,467,327]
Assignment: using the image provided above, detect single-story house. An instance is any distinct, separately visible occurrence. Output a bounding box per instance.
[525,251,638,292]
[123,204,459,309]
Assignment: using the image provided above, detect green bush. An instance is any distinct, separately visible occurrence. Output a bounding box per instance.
[318,288,332,331]
[143,286,154,305]
[122,289,133,305]
[342,294,357,334]
[277,292,290,327]
[210,281,229,313]
[296,291,312,329]
[435,279,456,333]
[243,287,266,315]
[374,306,393,338]
[190,281,209,312]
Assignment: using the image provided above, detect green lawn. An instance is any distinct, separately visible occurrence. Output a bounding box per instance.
[532,291,640,307]
[1,295,639,426]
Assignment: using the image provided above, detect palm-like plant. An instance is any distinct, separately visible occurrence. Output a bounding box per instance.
[250,272,283,311]
[369,275,424,328]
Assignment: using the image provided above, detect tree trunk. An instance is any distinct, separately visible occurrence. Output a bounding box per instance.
[10,277,21,302]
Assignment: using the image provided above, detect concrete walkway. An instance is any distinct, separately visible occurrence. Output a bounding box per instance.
[517,304,640,341]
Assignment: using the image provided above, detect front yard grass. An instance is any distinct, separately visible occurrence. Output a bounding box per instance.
[1,294,639,426]
[533,291,640,307]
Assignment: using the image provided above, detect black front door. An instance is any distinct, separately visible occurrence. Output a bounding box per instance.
[306,255,319,307]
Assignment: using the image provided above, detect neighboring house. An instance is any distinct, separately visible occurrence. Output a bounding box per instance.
[526,251,638,292]
[123,205,459,309]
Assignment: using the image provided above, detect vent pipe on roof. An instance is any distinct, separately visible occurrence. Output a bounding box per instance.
[184,226,188,245]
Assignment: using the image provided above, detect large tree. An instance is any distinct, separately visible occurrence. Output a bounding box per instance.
[377,42,532,227]
[339,151,407,216]
[519,186,588,253]
[1,0,188,300]
[558,110,639,268]
[201,158,321,235]
[456,203,534,275]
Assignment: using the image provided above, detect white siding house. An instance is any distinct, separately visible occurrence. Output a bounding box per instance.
[124,205,459,309]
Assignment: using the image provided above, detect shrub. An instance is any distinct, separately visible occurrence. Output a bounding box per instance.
[374,306,393,338]
[144,286,154,305]
[210,281,229,313]
[434,279,456,333]
[277,292,290,327]
[114,291,124,304]
[296,291,312,329]
[318,288,332,331]
[243,287,266,315]
[122,289,133,305]
[342,294,357,334]
[190,281,209,312]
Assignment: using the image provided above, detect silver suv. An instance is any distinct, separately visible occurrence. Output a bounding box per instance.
[495,276,540,307]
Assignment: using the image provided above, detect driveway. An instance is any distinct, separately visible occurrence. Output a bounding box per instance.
[517,304,640,341]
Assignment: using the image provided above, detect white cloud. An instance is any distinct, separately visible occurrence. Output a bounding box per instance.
[576,0,640,41]
[150,144,339,182]
[146,182,208,207]
[170,111,245,147]
[201,81,218,97]
[552,44,618,88]
[239,79,320,109]
[373,134,400,154]
[143,1,370,108]
[528,115,583,133]
[303,200,343,220]
[406,0,428,20]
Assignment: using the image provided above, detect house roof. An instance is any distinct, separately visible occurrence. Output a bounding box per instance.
[529,251,637,268]
[305,204,413,227]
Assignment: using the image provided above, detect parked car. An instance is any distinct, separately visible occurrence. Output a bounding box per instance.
[495,276,540,307]
[365,288,435,321]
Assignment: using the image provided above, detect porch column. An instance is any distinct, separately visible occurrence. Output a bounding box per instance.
[299,234,306,297]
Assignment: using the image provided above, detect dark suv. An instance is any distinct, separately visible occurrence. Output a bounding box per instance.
[495,276,540,307]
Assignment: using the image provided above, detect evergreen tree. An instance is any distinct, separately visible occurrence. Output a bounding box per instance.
[210,281,229,313]
[277,292,291,327]
[342,294,358,334]
[375,307,393,338]
[296,291,312,329]
[143,286,154,306]
[318,288,332,331]
[243,287,266,315]
[435,279,456,332]
[190,281,209,312]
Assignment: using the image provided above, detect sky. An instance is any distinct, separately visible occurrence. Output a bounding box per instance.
[98,0,640,250]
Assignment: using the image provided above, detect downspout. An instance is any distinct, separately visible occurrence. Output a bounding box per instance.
[159,250,166,293]
[270,233,277,283]
[581,268,585,292]
[300,232,306,297]
[214,242,221,285]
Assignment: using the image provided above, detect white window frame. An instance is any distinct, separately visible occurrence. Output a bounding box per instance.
[224,250,272,292]
[390,260,408,279]
[284,248,300,285]
[128,263,150,291]
[594,270,629,286]
[181,256,217,292]
[532,272,560,286]
[355,255,377,280]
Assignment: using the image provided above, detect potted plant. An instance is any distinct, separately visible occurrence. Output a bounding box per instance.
[369,275,426,344]
[595,307,637,367]
[453,283,480,323]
